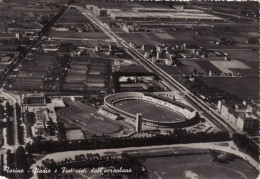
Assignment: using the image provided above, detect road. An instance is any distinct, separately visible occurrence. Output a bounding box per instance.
[0,3,72,86]
[0,91,23,173]
[70,5,236,134]
[0,91,18,147]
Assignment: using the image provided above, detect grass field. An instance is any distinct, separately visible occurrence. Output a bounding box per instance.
[114,99,186,122]
[143,154,258,179]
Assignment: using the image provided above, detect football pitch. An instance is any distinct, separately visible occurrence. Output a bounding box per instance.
[114,99,186,123]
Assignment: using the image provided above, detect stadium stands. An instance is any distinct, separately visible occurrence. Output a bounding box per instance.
[104,92,199,127]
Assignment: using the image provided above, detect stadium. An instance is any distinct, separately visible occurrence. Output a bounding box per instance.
[104,92,200,127]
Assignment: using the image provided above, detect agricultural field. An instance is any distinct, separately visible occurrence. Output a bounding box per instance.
[180,61,207,74]
[196,61,222,74]
[154,33,175,40]
[210,60,251,73]
[49,31,109,39]
[199,76,258,100]
[217,49,258,62]
[158,66,183,76]
[116,33,164,45]
[231,61,258,75]
[143,154,258,179]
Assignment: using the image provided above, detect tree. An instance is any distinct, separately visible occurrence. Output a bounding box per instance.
[15,146,26,169]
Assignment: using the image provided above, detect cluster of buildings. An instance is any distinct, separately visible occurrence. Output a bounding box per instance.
[113,59,146,73]
[139,43,186,66]
[51,22,100,33]
[118,75,165,92]
[101,6,224,22]
[63,58,108,93]
[86,5,108,17]
[140,43,229,65]
[22,94,64,140]
[14,55,56,90]
[86,5,225,23]
[217,100,259,133]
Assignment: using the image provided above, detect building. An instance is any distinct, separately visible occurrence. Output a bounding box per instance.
[165,58,173,66]
[236,113,259,133]
[218,100,259,133]
[136,113,142,133]
[33,109,54,137]
[109,11,225,22]
[23,93,46,106]
[86,5,107,16]
[15,72,45,89]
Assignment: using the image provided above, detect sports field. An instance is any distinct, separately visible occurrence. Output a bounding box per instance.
[143,154,258,179]
[57,101,124,136]
[114,99,185,122]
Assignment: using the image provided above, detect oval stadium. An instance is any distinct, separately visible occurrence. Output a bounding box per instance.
[104,92,200,127]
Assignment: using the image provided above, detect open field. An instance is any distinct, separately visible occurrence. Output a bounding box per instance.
[181,61,207,74]
[143,154,258,179]
[217,49,258,62]
[114,99,186,122]
[158,66,183,76]
[196,61,222,74]
[154,33,175,40]
[210,60,251,73]
[66,129,85,140]
[116,33,163,45]
[86,1,173,10]
[116,21,258,49]
[231,61,258,75]
[57,101,125,137]
[49,31,109,39]
[199,77,258,100]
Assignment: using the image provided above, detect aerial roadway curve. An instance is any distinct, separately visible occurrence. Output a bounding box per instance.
[70,5,236,134]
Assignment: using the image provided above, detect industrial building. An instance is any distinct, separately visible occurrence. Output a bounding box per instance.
[15,72,45,89]
[109,11,225,22]
[23,93,46,106]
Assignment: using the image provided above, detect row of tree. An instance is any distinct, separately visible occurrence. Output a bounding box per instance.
[6,118,14,145]
[16,103,24,145]
[233,133,259,161]
[25,131,230,154]
[5,146,33,179]
[5,101,13,117]
[38,152,145,178]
